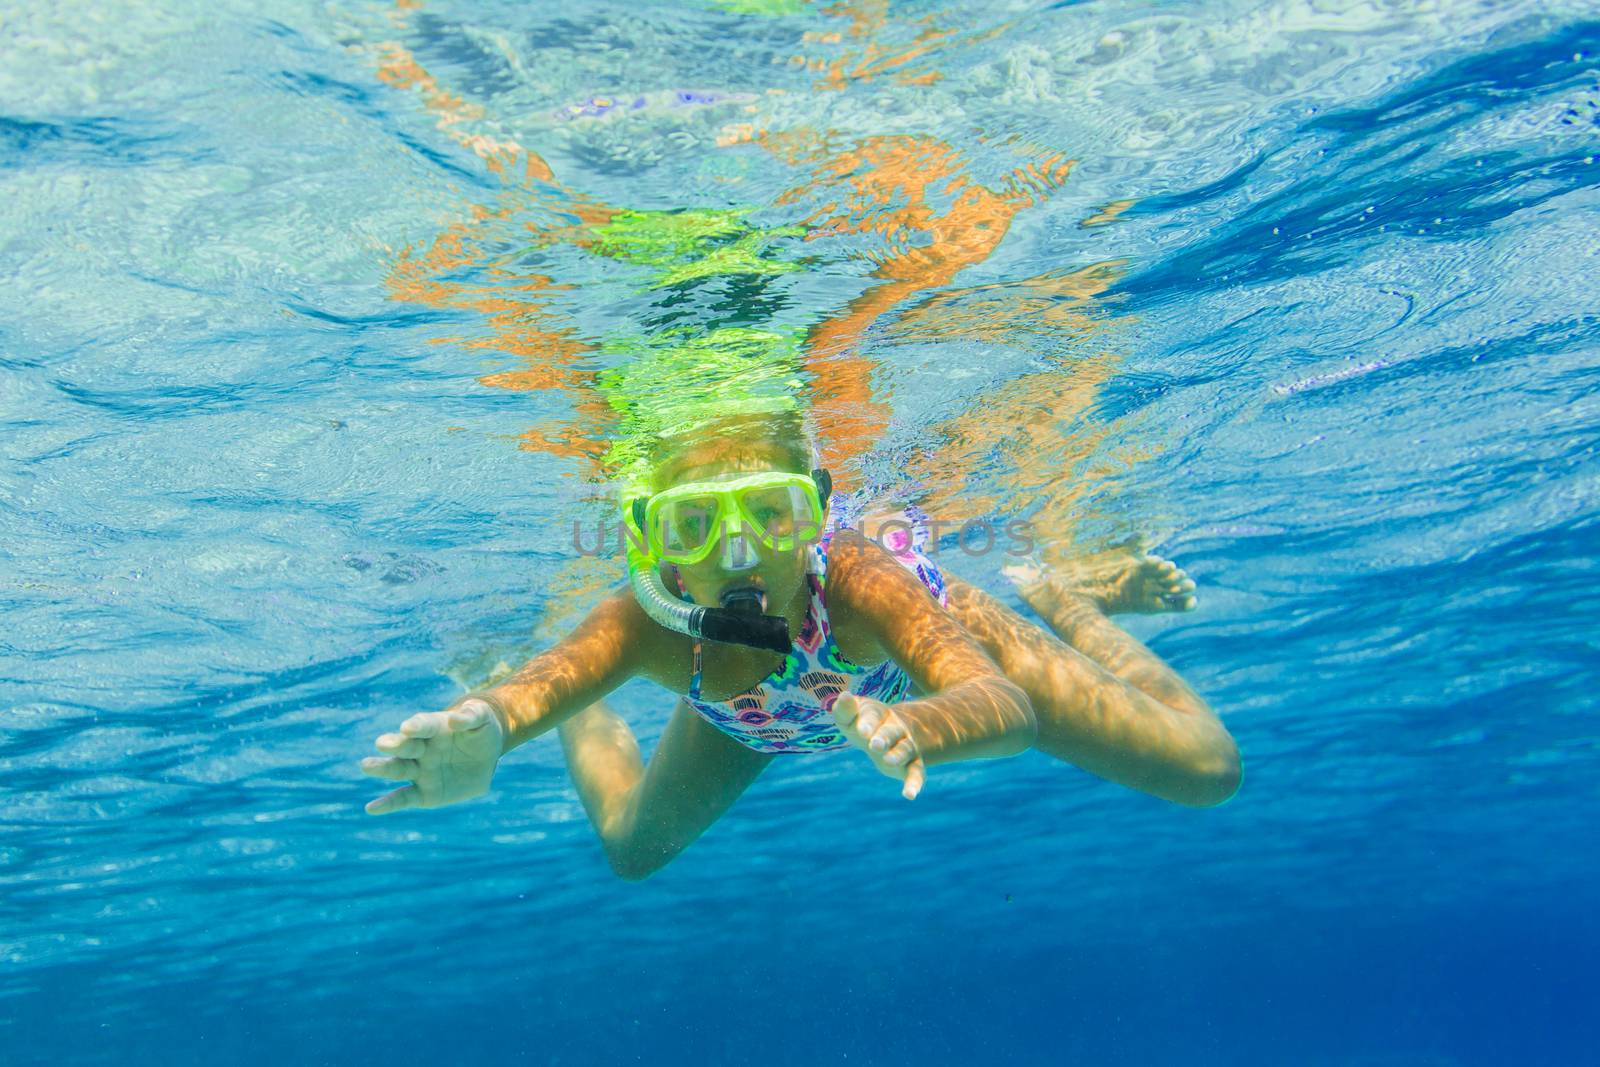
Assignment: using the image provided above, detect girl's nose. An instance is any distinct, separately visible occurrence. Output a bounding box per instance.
[720,529,761,572]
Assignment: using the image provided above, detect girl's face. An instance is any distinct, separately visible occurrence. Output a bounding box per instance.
[655,443,819,616]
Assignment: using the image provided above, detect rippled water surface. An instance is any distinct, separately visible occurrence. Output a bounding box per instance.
[3,1,1599,1063]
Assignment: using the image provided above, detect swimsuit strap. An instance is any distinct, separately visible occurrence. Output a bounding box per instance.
[690,639,704,700]
[675,545,831,703]
[806,538,832,643]
[814,531,830,589]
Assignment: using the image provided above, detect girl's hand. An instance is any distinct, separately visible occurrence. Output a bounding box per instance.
[361,698,505,814]
[830,693,926,800]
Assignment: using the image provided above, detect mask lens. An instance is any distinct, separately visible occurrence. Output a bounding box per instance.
[658,494,722,558]
[740,484,817,546]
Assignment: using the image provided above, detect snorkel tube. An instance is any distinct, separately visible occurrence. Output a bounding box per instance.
[622,494,792,655]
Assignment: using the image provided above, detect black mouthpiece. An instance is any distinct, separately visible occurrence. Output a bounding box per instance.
[718,586,767,614]
[697,609,791,654]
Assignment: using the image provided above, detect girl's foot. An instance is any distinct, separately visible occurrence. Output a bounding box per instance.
[1003,540,1197,618]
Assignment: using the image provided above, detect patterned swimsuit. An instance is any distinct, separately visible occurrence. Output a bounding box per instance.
[682,498,948,754]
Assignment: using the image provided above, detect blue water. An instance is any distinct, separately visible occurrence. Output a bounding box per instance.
[3,1,1599,1063]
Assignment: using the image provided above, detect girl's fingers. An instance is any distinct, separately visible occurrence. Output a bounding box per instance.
[361,756,420,781]
[831,694,859,728]
[365,785,419,816]
[449,702,493,730]
[375,735,425,759]
[883,736,917,767]
[901,760,925,801]
[869,717,906,753]
[400,712,444,739]
[854,702,882,740]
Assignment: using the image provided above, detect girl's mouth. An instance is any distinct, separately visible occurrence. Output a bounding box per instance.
[718,581,767,614]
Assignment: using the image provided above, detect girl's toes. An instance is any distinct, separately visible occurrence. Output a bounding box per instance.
[1159,576,1198,610]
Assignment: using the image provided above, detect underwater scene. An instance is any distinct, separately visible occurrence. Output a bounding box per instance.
[2,0,1598,1063]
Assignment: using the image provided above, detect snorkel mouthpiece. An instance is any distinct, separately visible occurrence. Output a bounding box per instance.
[625,538,791,654]
[718,585,767,615]
[708,584,787,652]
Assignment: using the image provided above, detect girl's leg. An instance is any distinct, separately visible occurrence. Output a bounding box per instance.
[558,698,773,880]
[939,561,1240,806]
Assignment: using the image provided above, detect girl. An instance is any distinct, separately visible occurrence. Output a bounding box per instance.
[361,411,1240,880]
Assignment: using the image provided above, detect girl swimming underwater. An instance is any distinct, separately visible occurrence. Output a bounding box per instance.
[361,411,1240,880]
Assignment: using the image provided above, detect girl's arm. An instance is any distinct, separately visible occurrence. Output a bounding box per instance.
[361,590,658,813]
[480,590,660,752]
[825,531,1037,769]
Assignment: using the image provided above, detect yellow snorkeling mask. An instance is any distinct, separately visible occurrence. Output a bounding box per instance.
[619,466,832,653]
[626,469,830,566]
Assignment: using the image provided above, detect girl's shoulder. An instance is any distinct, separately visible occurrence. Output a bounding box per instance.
[814,529,893,669]
[593,587,696,693]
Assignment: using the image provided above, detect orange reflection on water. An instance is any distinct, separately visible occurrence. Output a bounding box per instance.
[887,260,1125,347]
[369,1,1140,580]
[354,1,1156,661]
[757,129,1075,473]
[1080,198,1136,228]
[385,198,610,464]
[788,1,1008,91]
[369,1,1084,485]
[373,42,550,182]
[893,261,1144,563]
[371,6,628,466]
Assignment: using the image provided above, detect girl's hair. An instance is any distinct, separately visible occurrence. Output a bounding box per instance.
[645,410,816,492]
